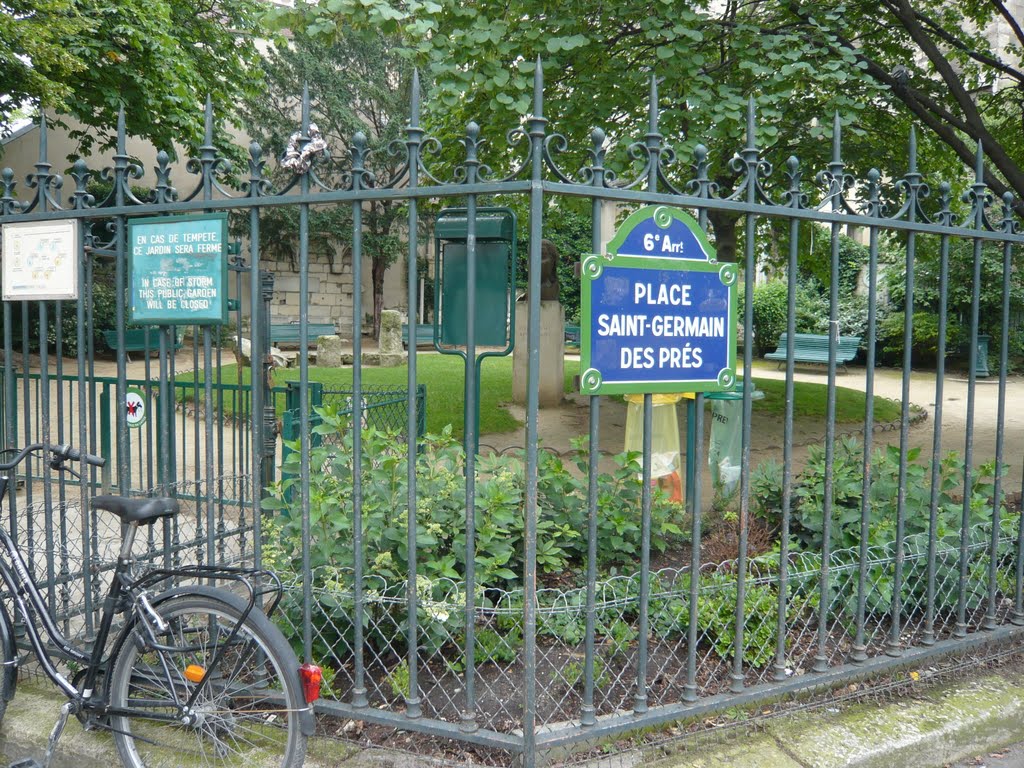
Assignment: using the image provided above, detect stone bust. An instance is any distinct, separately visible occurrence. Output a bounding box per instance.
[539,238,560,302]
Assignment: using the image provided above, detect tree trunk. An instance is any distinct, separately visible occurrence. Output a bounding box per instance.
[708,209,741,263]
[372,255,386,340]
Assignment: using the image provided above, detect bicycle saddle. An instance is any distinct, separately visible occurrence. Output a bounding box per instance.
[91,496,179,524]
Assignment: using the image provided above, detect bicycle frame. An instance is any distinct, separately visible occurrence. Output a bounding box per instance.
[0,469,284,722]
[0,473,114,703]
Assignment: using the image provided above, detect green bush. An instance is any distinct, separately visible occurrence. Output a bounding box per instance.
[877,310,965,365]
[262,414,689,664]
[751,280,788,355]
[263,410,688,590]
[883,239,1024,369]
[750,438,1020,620]
[793,281,830,335]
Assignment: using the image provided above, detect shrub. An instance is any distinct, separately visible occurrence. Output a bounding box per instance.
[876,310,966,366]
[750,439,1020,621]
[751,280,788,355]
[882,239,1024,369]
[0,267,120,358]
[263,410,689,590]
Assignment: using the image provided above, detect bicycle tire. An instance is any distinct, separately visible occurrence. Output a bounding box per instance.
[108,590,308,768]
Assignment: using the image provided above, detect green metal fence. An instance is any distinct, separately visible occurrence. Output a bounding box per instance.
[1,62,1023,768]
[280,382,427,450]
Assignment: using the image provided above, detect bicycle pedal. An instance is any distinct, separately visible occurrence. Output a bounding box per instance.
[8,760,43,768]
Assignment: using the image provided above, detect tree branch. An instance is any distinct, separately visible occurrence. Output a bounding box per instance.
[889,0,1024,199]
[992,0,1024,49]
[911,5,1024,85]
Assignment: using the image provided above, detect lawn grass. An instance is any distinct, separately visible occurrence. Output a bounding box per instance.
[180,354,902,438]
[751,377,902,423]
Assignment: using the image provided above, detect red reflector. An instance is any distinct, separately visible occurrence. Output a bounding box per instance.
[299,663,323,704]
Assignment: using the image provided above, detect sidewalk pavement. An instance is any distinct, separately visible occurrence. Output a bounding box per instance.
[4,661,1024,768]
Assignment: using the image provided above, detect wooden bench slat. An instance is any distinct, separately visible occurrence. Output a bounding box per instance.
[102,328,184,353]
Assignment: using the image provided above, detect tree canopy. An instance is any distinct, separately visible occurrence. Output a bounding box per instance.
[1,0,264,157]
[241,29,412,336]
[275,0,1023,219]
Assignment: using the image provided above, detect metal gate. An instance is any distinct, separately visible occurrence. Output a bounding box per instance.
[1,64,1023,767]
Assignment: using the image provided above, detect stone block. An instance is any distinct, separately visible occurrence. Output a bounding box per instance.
[379,309,405,356]
[513,300,565,408]
[317,334,345,368]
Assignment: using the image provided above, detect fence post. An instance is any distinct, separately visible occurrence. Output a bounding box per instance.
[416,384,426,439]
[99,384,112,494]
[155,389,164,489]
[260,271,277,489]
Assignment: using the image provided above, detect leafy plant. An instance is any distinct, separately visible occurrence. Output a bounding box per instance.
[562,656,609,690]
[602,618,638,658]
[262,413,690,661]
[695,570,782,669]
[752,280,789,355]
[750,438,1021,623]
[386,659,411,700]
[476,626,521,665]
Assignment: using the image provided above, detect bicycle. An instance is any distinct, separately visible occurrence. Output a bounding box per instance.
[0,443,319,768]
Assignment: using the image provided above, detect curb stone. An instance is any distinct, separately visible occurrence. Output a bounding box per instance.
[5,668,1024,768]
[621,666,1024,768]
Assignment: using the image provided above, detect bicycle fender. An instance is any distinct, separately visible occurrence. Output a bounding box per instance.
[0,599,17,702]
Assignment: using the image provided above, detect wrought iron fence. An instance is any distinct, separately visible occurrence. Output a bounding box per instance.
[0,59,1022,768]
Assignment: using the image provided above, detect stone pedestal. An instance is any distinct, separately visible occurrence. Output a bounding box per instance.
[317,335,345,367]
[513,300,564,408]
[378,309,407,368]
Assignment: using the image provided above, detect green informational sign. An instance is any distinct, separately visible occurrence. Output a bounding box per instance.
[438,242,513,347]
[580,205,738,395]
[128,213,229,325]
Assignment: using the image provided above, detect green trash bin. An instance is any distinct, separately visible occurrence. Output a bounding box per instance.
[975,334,990,378]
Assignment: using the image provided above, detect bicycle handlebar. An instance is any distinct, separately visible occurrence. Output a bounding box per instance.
[51,443,106,467]
[0,443,106,473]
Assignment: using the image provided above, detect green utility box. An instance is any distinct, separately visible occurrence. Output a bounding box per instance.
[434,208,516,348]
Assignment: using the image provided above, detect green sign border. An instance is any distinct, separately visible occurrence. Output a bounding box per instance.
[580,206,737,396]
[128,213,229,326]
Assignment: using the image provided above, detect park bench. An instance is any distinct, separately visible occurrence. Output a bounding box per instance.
[269,321,337,348]
[401,323,435,348]
[564,324,581,351]
[102,328,184,361]
[764,332,861,370]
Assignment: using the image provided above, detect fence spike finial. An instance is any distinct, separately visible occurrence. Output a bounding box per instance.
[974,140,985,183]
[37,112,48,162]
[410,69,421,127]
[649,75,659,134]
[908,126,919,173]
[746,96,756,149]
[204,95,214,146]
[301,83,311,134]
[117,107,127,155]
[831,111,842,164]
[533,56,544,119]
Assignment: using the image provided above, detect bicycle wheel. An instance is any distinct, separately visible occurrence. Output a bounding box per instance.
[108,591,308,768]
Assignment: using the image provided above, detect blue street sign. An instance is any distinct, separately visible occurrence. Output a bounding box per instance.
[580,206,737,395]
